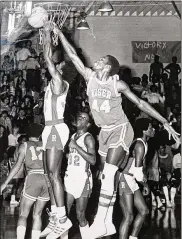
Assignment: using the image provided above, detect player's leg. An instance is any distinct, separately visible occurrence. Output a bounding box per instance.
[46,148,72,239]
[119,193,134,239]
[41,152,57,237]
[129,189,149,238]
[32,199,48,239]
[46,147,65,209]
[66,192,75,215]
[17,195,34,239]
[90,124,133,238]
[76,195,90,239]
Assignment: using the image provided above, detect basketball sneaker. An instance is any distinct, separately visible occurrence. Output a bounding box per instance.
[103,221,116,237]
[40,209,57,237]
[89,218,107,239]
[46,218,72,239]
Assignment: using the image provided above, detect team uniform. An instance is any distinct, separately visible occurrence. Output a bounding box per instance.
[64,132,92,199]
[119,138,148,195]
[23,141,49,202]
[42,81,69,151]
[86,69,134,157]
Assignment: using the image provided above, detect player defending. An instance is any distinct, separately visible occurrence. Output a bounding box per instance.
[53,24,179,238]
[119,118,154,239]
[41,22,72,239]
[62,112,96,239]
[1,123,49,239]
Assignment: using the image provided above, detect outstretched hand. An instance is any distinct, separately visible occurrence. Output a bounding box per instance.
[163,122,180,142]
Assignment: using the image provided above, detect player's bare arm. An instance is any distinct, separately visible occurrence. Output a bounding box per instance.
[1,144,26,192]
[53,25,89,81]
[43,24,66,95]
[69,135,96,165]
[134,142,145,168]
[116,80,179,142]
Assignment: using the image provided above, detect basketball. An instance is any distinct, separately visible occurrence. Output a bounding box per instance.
[28,7,49,28]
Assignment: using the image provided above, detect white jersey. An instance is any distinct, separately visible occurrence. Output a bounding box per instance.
[67,132,90,174]
[43,81,69,125]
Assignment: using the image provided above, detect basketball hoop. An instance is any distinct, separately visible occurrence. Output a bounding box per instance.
[34,2,71,46]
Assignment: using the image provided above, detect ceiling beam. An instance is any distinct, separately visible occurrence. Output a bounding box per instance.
[171,1,181,18]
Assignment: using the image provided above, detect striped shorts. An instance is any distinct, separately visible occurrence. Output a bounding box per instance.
[98,122,134,157]
[23,172,50,202]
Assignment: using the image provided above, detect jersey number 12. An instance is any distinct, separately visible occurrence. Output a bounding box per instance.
[92,99,111,113]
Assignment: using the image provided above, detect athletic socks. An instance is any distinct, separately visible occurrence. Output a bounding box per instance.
[79,224,89,239]
[31,230,41,239]
[104,192,117,236]
[89,163,118,239]
[129,236,138,239]
[51,205,57,214]
[17,225,26,239]
[57,206,67,223]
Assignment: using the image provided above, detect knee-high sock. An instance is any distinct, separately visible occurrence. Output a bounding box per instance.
[79,224,89,239]
[105,191,117,224]
[95,163,118,221]
[31,230,40,239]
[17,225,26,239]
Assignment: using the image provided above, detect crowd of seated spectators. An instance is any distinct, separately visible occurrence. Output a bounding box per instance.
[0,39,181,207]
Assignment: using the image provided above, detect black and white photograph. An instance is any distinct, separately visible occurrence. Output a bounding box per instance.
[0,1,181,239]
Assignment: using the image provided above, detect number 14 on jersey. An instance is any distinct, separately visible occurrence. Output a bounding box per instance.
[92,99,111,113]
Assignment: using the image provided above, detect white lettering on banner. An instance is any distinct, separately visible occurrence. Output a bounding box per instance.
[135,41,167,50]
[144,54,155,62]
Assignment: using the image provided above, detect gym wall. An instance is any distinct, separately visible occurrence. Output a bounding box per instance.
[74,16,181,77]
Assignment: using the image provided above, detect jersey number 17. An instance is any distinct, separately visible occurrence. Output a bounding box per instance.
[29,146,42,161]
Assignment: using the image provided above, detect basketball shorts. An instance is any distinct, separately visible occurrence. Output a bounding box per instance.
[98,122,134,157]
[23,174,50,202]
[42,123,69,151]
[64,171,92,199]
[118,173,139,196]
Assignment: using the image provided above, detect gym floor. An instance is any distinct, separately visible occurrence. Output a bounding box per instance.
[0,192,181,239]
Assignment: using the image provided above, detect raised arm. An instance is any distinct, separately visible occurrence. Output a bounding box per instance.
[117,80,180,142]
[1,144,26,193]
[43,24,66,95]
[53,25,88,81]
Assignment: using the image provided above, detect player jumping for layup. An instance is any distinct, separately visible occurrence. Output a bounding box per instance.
[1,123,49,239]
[53,24,179,238]
[40,23,72,239]
[118,118,154,239]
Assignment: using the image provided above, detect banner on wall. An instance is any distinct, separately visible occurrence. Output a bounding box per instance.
[132,41,181,63]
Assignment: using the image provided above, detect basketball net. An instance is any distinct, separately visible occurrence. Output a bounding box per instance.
[39,3,71,46]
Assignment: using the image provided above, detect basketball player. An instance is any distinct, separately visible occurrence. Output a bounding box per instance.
[53,24,179,238]
[40,22,72,239]
[118,118,154,239]
[63,112,96,239]
[1,123,49,239]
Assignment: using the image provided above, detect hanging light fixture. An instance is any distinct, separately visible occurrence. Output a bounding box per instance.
[77,12,89,30]
[98,1,113,12]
